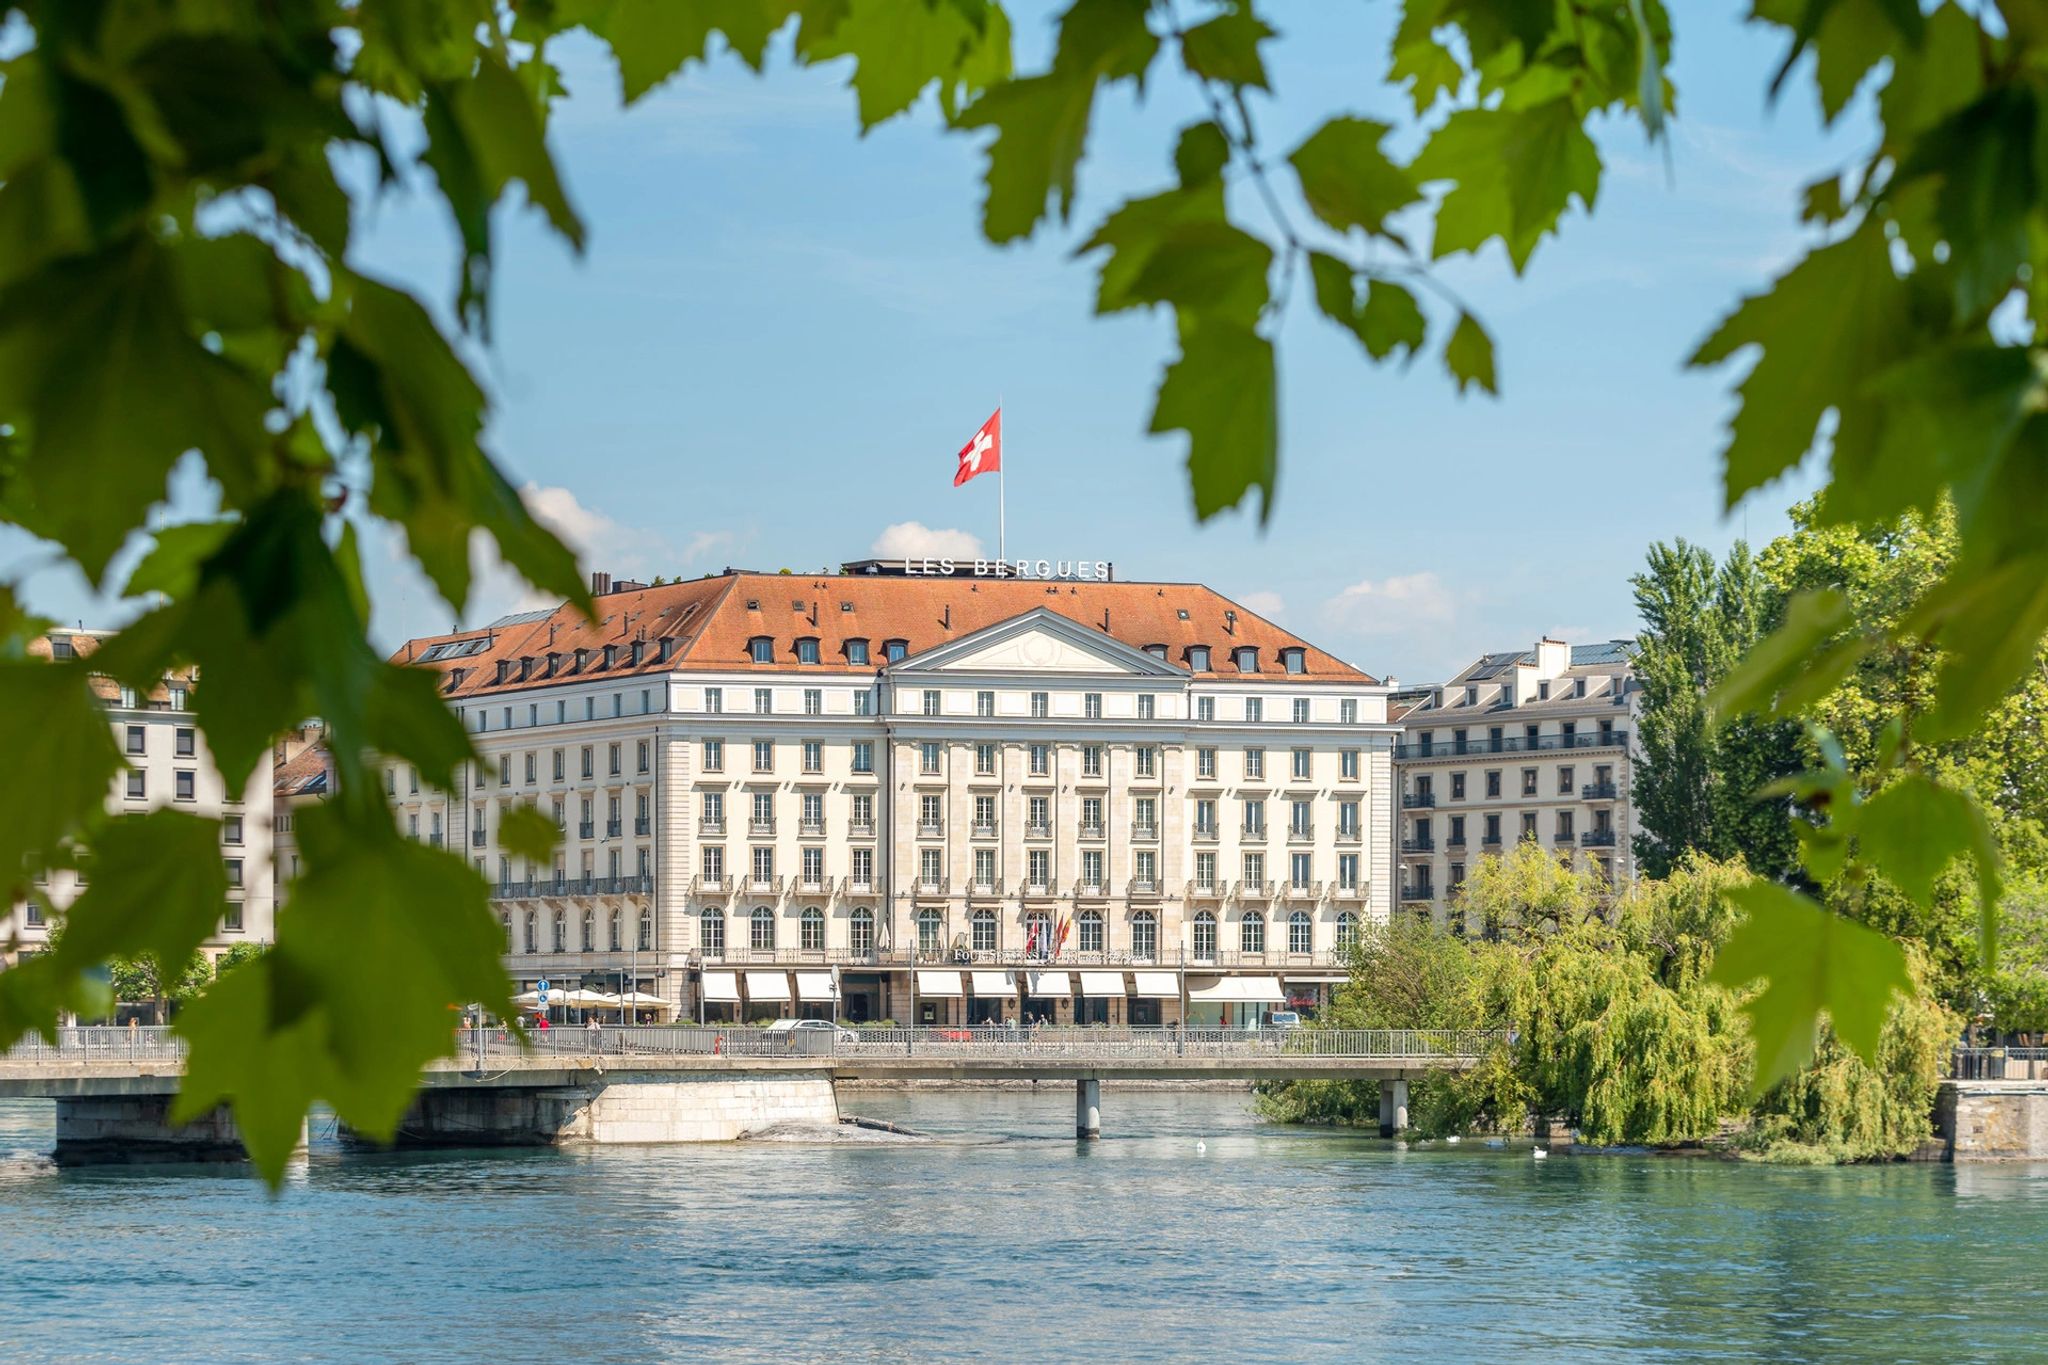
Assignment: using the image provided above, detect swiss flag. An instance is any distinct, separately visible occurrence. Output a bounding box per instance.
[954,409,1002,486]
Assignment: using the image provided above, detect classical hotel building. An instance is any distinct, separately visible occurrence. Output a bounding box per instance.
[1392,637,1638,921]
[388,563,1397,1027]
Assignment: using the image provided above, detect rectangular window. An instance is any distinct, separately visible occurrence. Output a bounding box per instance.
[797,638,820,665]
[851,741,874,774]
[975,742,997,775]
[580,746,594,779]
[920,849,943,886]
[923,688,941,716]
[1081,796,1103,833]
[701,845,725,881]
[753,740,774,772]
[1081,745,1103,778]
[1338,853,1359,888]
[976,690,995,717]
[223,815,244,845]
[1290,851,1312,887]
[1522,812,1538,839]
[1135,849,1157,887]
[1522,768,1538,797]
[853,690,872,716]
[174,770,195,802]
[1028,795,1050,831]
[802,847,824,886]
[1245,747,1264,780]
[1243,798,1265,835]
[1291,748,1311,780]
[920,742,941,775]
[1451,771,1466,799]
[637,740,651,774]
[974,848,996,888]
[703,739,724,772]
[804,688,822,716]
[1338,800,1359,836]
[125,725,145,755]
[753,846,776,887]
[1135,747,1156,779]
[1290,799,1312,836]
[1028,849,1050,889]
[1029,743,1050,776]
[1246,697,1263,723]
[225,858,244,889]
[1031,691,1049,718]
[608,743,622,776]
[1081,849,1104,889]
[705,687,723,713]
[1293,698,1310,723]
[802,740,823,774]
[1340,699,1358,725]
[1243,851,1265,888]
[1137,694,1155,720]
[125,769,145,799]
[1197,747,1217,779]
[175,727,196,759]
[852,847,874,887]
[1485,770,1501,798]
[1196,851,1217,888]
[1340,749,1359,780]
[1084,692,1102,719]
[847,639,870,666]
[1559,766,1575,795]
[754,687,772,715]
[1194,798,1217,835]
[1197,696,1215,722]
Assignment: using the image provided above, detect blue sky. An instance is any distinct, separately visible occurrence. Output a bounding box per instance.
[7,5,1869,684]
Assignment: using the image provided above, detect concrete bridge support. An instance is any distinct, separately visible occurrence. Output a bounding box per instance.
[54,1094,305,1167]
[354,1072,841,1150]
[1378,1079,1409,1138]
[1076,1078,1101,1140]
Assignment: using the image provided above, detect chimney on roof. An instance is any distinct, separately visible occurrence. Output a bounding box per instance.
[1101,609,1111,633]
[1224,610,1237,636]
[591,571,612,596]
[942,604,951,630]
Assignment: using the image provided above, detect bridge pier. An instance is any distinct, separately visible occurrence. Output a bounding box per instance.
[1076,1078,1100,1140]
[1378,1079,1408,1138]
[53,1094,304,1167]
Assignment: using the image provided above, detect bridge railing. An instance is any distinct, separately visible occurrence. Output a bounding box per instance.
[1953,1047,2048,1082]
[3,1027,190,1064]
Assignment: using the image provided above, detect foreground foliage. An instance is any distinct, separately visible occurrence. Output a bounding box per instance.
[0,1,2042,1181]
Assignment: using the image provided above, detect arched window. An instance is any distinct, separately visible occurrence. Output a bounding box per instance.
[638,909,652,951]
[1193,911,1216,961]
[608,910,622,952]
[1289,910,1312,955]
[1335,912,1358,953]
[1077,910,1104,954]
[801,905,825,951]
[916,907,943,955]
[1241,910,1265,954]
[972,907,998,954]
[851,907,876,957]
[523,912,536,955]
[580,909,595,953]
[700,906,725,955]
[551,911,566,954]
[500,913,512,949]
[751,905,775,952]
[1131,911,1157,961]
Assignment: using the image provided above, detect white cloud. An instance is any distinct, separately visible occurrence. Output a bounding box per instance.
[1236,590,1286,621]
[871,521,985,561]
[1321,572,1457,637]
[464,485,724,622]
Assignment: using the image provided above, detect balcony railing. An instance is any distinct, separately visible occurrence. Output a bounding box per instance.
[1552,828,1575,843]
[1192,821,1219,841]
[1287,824,1313,842]
[750,818,777,836]
[1185,878,1223,899]
[1025,822,1052,839]
[1581,829,1618,847]
[972,822,998,838]
[1126,878,1161,898]
[1401,791,1436,809]
[849,820,876,839]
[606,820,623,837]
[579,822,595,839]
[1400,838,1435,853]
[428,833,444,848]
[1236,878,1269,899]
[491,874,654,900]
[634,818,652,836]
[1241,823,1267,840]
[1131,822,1158,840]
[1336,826,1361,843]
[799,820,826,837]
[1078,822,1105,840]
[917,821,944,838]
[1399,884,1436,902]
[690,874,728,895]
[1582,782,1618,801]
[1397,730,1629,760]
[1446,835,1467,849]
[1284,880,1321,900]
[472,830,487,848]
[699,817,726,835]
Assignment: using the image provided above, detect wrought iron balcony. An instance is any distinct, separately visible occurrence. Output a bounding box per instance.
[472,830,487,848]
[1400,838,1435,853]
[1397,730,1631,760]
[700,817,726,835]
[848,820,876,839]
[578,821,595,838]
[1336,826,1362,843]
[750,817,777,836]
[1192,820,1219,841]
[1131,821,1159,840]
[1288,823,1314,843]
[972,822,998,838]
[1401,791,1436,809]
[799,820,826,837]
[1025,822,1053,839]
[606,819,623,837]
[634,818,652,836]
[1241,822,1267,840]
[1078,821,1105,840]
[917,821,944,838]
[1399,884,1436,902]
[1582,782,1619,801]
[1581,829,1618,847]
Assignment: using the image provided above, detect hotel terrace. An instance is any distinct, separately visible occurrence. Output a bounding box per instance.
[386,563,1399,1027]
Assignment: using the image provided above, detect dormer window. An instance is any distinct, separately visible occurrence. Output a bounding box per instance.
[1465,686,1478,705]
[884,638,908,663]
[845,638,870,666]
[1234,646,1259,673]
[749,636,774,664]
[1280,647,1305,675]
[1143,643,1167,660]
[795,637,820,665]
[1186,645,1211,671]
[602,644,618,668]
[50,636,73,659]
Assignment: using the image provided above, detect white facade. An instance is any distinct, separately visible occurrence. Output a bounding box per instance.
[1392,638,1639,922]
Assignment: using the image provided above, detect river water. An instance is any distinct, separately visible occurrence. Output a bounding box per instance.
[2,1090,2044,1362]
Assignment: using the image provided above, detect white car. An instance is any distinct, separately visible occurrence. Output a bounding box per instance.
[765,1019,857,1045]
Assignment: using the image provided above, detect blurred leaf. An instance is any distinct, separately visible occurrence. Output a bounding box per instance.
[499,802,562,862]
[1854,772,2002,915]
[1122,220,1272,326]
[1077,184,1225,314]
[1172,119,1229,187]
[1413,98,1599,271]
[1288,117,1419,240]
[1443,311,1496,394]
[803,0,1013,128]
[1710,880,1913,1092]
[0,661,123,898]
[1178,6,1273,90]
[45,811,228,983]
[1150,317,1276,522]
[1307,253,1425,362]
[1708,588,1851,722]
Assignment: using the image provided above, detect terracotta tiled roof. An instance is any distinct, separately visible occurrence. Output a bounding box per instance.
[393,572,1376,698]
[273,743,333,798]
[31,629,197,704]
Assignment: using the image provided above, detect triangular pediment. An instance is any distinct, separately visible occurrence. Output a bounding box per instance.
[893,608,1186,677]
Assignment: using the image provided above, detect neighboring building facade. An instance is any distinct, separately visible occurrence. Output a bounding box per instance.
[2,629,276,966]
[271,720,332,899]
[389,566,1398,1027]
[1392,638,1638,923]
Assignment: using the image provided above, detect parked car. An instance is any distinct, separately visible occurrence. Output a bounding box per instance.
[765,1018,858,1045]
[1266,1012,1303,1030]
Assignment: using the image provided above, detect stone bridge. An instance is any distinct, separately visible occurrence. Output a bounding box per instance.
[2,1025,1497,1163]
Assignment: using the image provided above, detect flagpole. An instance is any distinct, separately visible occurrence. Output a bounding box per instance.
[997,397,1006,568]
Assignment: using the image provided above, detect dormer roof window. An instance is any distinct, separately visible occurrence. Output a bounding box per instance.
[883,638,908,663]
[1234,646,1259,673]
[1186,645,1211,671]
[748,636,774,663]
[1143,643,1167,659]
[795,637,820,664]
[845,638,870,666]
[1280,647,1305,675]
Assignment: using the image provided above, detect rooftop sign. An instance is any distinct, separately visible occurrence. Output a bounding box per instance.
[841,557,1115,581]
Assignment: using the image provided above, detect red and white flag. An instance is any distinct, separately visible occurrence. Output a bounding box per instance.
[954,409,1002,487]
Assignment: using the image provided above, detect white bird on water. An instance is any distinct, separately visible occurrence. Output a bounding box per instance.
[1532,1148,1549,1160]
[1446,1135,1461,1145]
[1196,1140,1207,1155]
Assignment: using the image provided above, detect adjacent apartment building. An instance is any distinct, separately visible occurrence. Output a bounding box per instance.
[1392,637,1638,923]
[386,564,1399,1028]
[2,629,276,965]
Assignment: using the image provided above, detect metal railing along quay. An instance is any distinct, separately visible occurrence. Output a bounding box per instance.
[1952,1046,2048,1081]
[9,1025,1502,1069]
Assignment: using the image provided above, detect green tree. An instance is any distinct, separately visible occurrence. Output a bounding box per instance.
[1454,838,1603,939]
[1631,539,1801,880]
[4,0,2048,1179]
[108,953,215,1026]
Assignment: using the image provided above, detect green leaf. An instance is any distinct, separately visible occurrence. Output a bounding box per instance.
[1412,97,1599,271]
[1911,550,2048,745]
[1178,7,1274,90]
[1389,31,1463,116]
[1798,174,1846,225]
[1150,318,1277,522]
[499,802,562,863]
[1689,227,1912,509]
[1173,120,1230,187]
[953,0,1158,243]
[1709,880,1913,1091]
[47,811,229,980]
[1889,85,2036,320]
[1707,588,1851,722]
[366,664,474,796]
[1288,117,1420,240]
[1442,311,1496,395]
[0,660,124,898]
[124,520,238,601]
[591,0,797,100]
[803,0,1013,129]
[1122,221,1273,326]
[1077,184,1226,314]
[1853,773,2002,914]
[1307,253,1425,362]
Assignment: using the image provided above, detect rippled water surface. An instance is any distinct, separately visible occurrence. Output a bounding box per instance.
[3,1090,2045,1362]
